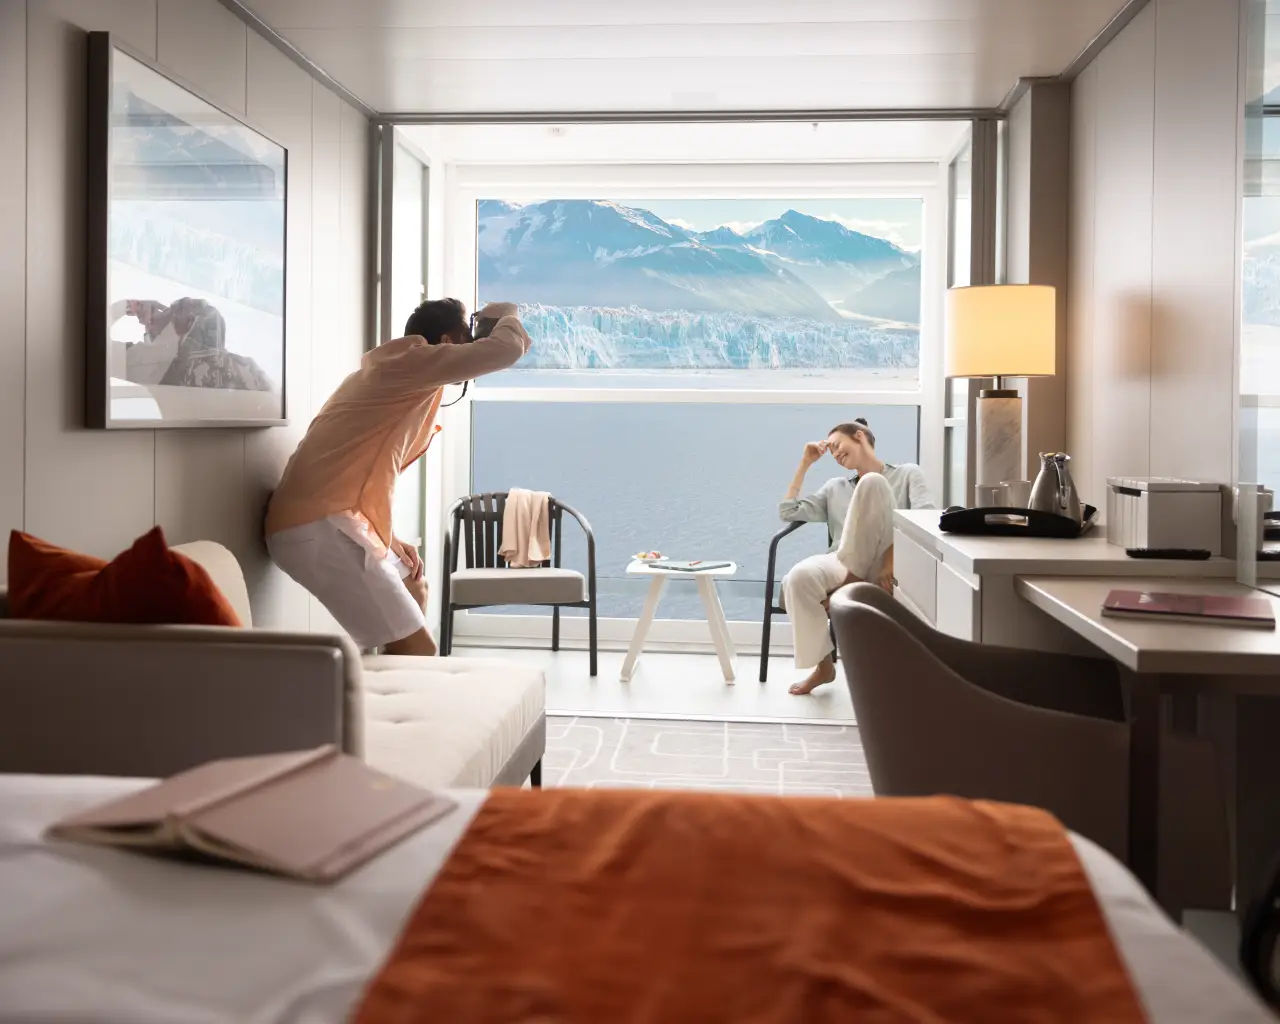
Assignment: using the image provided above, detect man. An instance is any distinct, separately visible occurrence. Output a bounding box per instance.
[265,299,529,656]
[779,418,936,695]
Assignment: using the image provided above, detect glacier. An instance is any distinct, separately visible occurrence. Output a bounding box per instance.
[511,303,919,371]
[1244,250,1280,327]
[110,201,285,316]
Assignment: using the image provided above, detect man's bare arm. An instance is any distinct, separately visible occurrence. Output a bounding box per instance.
[413,315,531,385]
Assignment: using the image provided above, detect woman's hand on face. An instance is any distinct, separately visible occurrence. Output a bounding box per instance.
[802,440,828,465]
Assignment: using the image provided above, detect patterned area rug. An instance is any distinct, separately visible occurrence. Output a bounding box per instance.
[546,716,873,798]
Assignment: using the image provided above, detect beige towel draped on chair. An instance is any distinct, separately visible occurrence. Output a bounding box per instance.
[499,488,552,568]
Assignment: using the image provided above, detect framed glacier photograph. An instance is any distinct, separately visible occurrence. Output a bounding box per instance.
[473,196,923,391]
[85,32,287,429]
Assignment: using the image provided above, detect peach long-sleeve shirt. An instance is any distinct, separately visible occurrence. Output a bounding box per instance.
[265,316,531,550]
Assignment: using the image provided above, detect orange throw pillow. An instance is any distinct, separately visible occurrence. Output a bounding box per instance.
[7,527,242,627]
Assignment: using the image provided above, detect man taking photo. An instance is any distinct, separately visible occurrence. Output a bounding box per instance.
[265,299,529,656]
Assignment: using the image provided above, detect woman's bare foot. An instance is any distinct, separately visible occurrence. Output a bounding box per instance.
[789,656,837,695]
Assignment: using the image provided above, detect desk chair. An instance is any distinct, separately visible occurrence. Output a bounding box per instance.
[830,582,1231,916]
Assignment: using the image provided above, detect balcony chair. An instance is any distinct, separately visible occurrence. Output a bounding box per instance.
[440,492,598,676]
[759,520,836,682]
[829,582,1231,917]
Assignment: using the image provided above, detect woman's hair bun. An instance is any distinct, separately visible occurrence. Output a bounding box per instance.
[854,417,869,426]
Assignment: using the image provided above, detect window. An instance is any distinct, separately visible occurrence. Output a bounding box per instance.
[476,198,923,390]
[943,137,973,507]
[450,175,942,640]
[471,399,921,621]
[1242,12,1280,498]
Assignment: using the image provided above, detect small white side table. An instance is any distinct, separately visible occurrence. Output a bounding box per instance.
[620,560,738,683]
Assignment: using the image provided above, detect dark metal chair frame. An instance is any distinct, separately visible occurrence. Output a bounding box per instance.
[440,492,598,677]
[759,519,837,683]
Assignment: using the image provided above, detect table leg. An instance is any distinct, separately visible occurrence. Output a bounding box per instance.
[621,576,667,682]
[697,575,736,682]
[1127,670,1162,898]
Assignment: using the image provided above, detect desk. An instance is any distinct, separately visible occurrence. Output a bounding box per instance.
[1016,575,1280,900]
[892,510,1241,651]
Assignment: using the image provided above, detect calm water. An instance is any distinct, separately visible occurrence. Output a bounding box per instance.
[470,402,920,621]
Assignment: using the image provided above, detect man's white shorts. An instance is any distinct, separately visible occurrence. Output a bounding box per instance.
[266,515,425,650]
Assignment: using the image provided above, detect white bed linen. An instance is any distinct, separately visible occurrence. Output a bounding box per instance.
[0,775,1272,1023]
[0,775,483,1024]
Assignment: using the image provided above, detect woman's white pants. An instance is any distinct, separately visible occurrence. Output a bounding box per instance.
[781,473,895,669]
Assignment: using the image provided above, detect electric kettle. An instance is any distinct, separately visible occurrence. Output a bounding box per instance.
[1029,452,1082,524]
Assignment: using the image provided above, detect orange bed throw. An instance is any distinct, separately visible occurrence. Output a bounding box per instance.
[355,789,1146,1023]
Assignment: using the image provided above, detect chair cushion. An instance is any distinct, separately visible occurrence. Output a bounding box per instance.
[6,528,241,628]
[450,567,585,606]
[360,656,545,788]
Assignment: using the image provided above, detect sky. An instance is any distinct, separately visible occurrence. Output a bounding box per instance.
[633,198,924,251]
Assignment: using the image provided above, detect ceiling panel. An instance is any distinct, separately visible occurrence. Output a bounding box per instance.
[240,0,1134,113]
[250,0,1126,30]
[404,120,973,164]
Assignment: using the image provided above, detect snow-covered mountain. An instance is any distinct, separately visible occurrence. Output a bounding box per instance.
[478,199,841,322]
[475,200,922,372]
[477,200,925,323]
[690,208,921,322]
[742,209,918,312]
[842,264,922,324]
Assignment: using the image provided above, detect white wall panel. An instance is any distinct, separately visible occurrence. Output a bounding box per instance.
[309,84,347,408]
[243,30,316,630]
[152,0,253,570]
[1091,5,1155,498]
[23,0,157,558]
[306,81,354,638]
[0,0,28,576]
[1148,0,1242,482]
[1067,60,1099,506]
[340,100,371,369]
[1070,0,1243,502]
[154,430,250,551]
[7,0,370,628]
[156,0,247,113]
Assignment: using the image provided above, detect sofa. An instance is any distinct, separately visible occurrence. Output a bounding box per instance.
[0,540,545,789]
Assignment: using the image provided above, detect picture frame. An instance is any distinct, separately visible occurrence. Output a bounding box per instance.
[86,31,288,429]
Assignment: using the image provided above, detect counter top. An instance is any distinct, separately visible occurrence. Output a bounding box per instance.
[894,510,1243,579]
[1014,575,1280,676]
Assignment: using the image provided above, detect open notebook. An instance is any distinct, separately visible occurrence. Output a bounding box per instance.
[46,746,456,883]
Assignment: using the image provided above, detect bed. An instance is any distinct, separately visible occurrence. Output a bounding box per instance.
[0,774,1272,1023]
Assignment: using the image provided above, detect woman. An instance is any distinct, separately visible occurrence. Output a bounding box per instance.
[778,418,936,695]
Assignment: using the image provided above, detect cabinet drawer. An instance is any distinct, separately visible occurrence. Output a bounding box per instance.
[894,583,934,626]
[893,528,938,622]
[936,561,979,641]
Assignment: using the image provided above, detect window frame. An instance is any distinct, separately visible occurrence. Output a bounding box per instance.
[433,160,949,650]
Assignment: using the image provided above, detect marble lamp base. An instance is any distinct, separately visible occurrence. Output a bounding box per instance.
[975,390,1022,503]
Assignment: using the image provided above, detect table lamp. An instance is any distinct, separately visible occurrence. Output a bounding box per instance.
[945,284,1057,503]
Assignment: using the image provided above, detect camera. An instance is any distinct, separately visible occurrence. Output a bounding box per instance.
[469,313,498,342]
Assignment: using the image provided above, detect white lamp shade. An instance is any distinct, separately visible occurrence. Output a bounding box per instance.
[945,284,1057,378]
